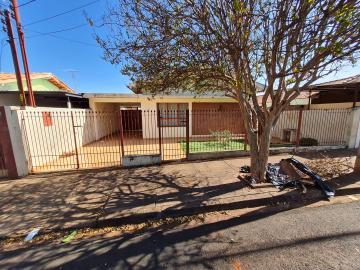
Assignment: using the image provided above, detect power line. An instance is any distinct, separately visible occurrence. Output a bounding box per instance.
[23,0,100,26]
[26,29,98,47]
[27,22,89,36]
[24,18,101,37]
[17,0,38,8]
[0,0,37,9]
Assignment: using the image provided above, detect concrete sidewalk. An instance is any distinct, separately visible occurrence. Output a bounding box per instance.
[1,151,359,237]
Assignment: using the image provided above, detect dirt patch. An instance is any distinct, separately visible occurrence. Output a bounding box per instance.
[0,212,223,251]
[305,155,353,180]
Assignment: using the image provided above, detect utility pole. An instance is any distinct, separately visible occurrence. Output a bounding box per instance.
[1,9,26,107]
[10,0,36,107]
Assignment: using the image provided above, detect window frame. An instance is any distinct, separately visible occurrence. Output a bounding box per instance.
[157,103,188,127]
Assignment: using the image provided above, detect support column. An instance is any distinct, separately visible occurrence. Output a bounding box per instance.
[353,89,359,108]
[185,109,190,159]
[347,108,360,149]
[295,108,303,147]
[0,106,29,178]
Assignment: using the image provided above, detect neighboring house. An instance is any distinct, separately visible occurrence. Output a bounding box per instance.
[306,75,360,109]
[0,73,88,108]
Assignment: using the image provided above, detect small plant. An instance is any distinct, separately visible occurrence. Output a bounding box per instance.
[299,137,319,146]
[210,129,233,147]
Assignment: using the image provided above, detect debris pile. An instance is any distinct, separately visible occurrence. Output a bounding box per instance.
[240,158,335,199]
[238,165,256,188]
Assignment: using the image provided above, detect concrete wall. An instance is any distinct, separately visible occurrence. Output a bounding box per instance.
[90,102,120,140]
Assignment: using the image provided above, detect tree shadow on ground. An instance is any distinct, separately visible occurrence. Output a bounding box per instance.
[1,170,359,269]
[1,154,359,237]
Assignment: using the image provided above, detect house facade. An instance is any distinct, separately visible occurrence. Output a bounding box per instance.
[84,91,309,139]
[1,75,359,178]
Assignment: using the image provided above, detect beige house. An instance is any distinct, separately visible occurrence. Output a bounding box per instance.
[1,76,359,177]
[84,92,310,139]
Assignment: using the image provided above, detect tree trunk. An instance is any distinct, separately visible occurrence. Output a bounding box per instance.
[248,120,273,182]
[355,146,360,174]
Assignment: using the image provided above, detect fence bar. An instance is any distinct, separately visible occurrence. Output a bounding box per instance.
[157,106,162,157]
[295,108,303,147]
[185,109,190,159]
[70,111,80,169]
[118,110,125,157]
[244,132,248,151]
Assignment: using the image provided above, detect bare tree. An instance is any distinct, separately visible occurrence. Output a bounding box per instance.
[97,0,360,181]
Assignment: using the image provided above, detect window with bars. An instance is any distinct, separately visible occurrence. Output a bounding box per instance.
[158,103,188,127]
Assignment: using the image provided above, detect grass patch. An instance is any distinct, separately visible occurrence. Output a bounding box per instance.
[180,139,246,153]
[179,140,296,153]
[270,143,295,148]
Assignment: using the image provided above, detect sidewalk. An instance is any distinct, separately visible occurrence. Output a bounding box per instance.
[1,151,359,238]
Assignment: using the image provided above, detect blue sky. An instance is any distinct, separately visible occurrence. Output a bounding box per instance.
[0,0,132,93]
[0,0,359,94]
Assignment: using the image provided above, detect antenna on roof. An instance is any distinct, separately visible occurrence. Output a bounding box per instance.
[64,69,79,91]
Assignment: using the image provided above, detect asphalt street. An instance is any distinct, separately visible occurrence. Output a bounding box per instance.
[1,201,360,270]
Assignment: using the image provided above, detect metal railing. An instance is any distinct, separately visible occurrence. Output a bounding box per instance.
[20,108,351,173]
[272,108,350,146]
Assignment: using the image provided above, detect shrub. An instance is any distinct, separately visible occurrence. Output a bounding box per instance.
[210,129,233,147]
[299,137,318,146]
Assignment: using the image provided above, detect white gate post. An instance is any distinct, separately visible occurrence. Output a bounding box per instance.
[347,108,360,149]
[2,106,29,177]
[355,116,360,148]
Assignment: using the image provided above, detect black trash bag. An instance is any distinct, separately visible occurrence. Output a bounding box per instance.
[266,163,300,190]
[285,158,335,199]
[240,165,251,173]
[244,175,257,185]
